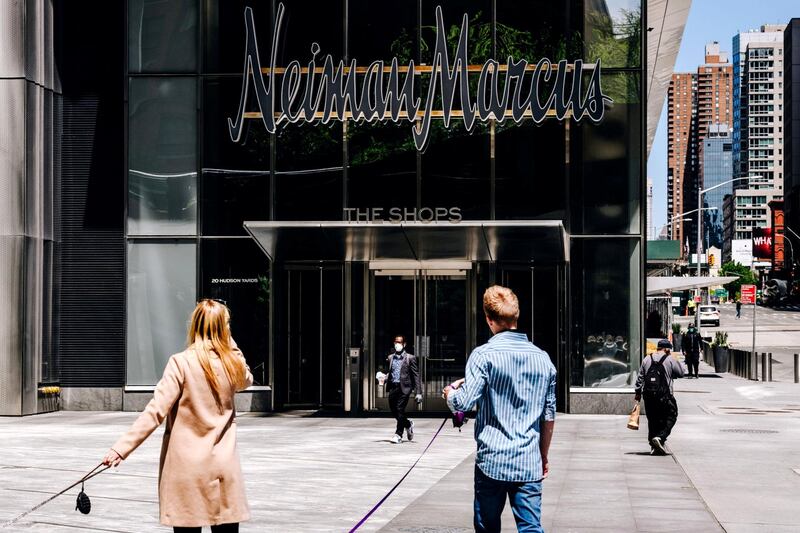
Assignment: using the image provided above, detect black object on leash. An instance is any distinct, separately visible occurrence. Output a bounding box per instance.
[349,413,468,532]
[0,463,109,528]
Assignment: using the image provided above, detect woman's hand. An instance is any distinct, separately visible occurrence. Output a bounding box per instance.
[102,449,123,467]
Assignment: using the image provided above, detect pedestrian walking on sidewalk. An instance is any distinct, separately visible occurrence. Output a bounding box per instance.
[384,335,422,443]
[102,299,253,532]
[635,339,685,455]
[736,299,742,319]
[443,286,556,533]
[682,325,701,378]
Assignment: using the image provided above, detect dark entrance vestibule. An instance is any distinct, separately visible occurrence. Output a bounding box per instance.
[247,221,569,413]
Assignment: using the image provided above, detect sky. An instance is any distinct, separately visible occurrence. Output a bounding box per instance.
[647,0,799,238]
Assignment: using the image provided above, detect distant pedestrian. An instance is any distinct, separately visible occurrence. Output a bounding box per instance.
[736,299,742,319]
[444,286,556,533]
[682,325,701,378]
[384,335,422,444]
[102,299,253,533]
[635,339,685,456]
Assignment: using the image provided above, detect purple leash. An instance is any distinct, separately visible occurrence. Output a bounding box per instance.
[349,417,449,532]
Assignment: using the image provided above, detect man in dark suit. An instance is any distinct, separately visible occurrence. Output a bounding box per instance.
[385,335,422,443]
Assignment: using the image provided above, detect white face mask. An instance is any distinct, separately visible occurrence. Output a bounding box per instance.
[394,343,404,353]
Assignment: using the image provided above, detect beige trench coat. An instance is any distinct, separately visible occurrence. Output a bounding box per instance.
[112,345,253,527]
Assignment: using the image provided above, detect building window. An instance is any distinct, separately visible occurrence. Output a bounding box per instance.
[128,0,198,73]
[128,77,198,235]
[126,241,196,385]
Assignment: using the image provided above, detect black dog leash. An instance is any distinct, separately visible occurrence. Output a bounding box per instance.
[349,413,468,532]
[0,463,110,528]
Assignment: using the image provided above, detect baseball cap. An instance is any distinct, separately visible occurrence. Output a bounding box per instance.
[657,339,673,350]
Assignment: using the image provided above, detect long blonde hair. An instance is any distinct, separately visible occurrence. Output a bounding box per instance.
[187,299,247,403]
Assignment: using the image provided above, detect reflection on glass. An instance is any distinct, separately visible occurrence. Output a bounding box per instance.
[347,121,417,213]
[585,0,641,68]
[421,121,490,220]
[275,123,343,220]
[128,0,198,73]
[496,121,566,220]
[496,0,576,61]
[577,72,641,234]
[571,239,641,387]
[200,239,270,385]
[127,241,196,385]
[204,0,273,74]
[128,78,197,235]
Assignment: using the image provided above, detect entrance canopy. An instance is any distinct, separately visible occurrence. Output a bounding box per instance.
[646,276,739,296]
[243,220,567,263]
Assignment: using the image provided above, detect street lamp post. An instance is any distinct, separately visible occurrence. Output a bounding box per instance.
[696,177,752,328]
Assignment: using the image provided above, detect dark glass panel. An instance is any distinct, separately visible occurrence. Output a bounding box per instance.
[200,238,270,386]
[276,0,343,65]
[204,0,273,74]
[574,72,641,234]
[321,268,343,406]
[275,122,343,220]
[202,78,271,235]
[348,0,417,63]
[496,0,574,61]
[420,0,492,65]
[420,121,490,220]
[347,121,417,215]
[570,238,641,387]
[128,0,198,73]
[495,121,566,220]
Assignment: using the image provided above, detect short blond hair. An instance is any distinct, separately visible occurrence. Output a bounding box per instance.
[483,285,519,327]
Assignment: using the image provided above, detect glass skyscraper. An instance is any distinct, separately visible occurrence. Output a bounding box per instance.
[700,125,733,250]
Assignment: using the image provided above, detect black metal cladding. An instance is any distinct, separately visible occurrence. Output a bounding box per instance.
[56,0,126,387]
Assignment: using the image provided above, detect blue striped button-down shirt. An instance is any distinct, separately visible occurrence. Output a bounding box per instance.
[447,331,557,482]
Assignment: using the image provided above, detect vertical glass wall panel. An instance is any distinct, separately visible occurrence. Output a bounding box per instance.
[585,0,642,68]
[574,72,641,234]
[570,238,641,387]
[348,0,417,63]
[204,0,273,74]
[495,121,566,220]
[347,121,417,216]
[421,123,490,220]
[202,78,270,235]
[128,0,198,73]
[275,124,343,220]
[496,0,572,61]
[200,239,270,386]
[277,0,343,64]
[420,0,491,64]
[128,78,197,235]
[127,241,196,385]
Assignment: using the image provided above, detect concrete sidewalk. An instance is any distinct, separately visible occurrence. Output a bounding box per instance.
[1,363,798,532]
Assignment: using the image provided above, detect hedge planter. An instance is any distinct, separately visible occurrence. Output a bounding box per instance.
[713,346,729,373]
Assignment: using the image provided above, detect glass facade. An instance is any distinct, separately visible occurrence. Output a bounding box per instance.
[125,0,645,406]
[700,127,734,250]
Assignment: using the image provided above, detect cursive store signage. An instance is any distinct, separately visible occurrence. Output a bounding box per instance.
[228,3,612,152]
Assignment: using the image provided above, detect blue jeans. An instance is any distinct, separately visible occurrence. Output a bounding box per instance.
[474,466,543,533]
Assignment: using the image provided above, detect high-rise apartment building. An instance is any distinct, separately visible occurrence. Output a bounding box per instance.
[728,25,786,261]
[733,25,786,189]
[667,43,732,254]
[784,19,800,249]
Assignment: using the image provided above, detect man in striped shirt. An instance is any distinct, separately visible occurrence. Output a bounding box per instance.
[444,285,556,533]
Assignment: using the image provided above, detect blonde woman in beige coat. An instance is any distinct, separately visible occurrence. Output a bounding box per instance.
[102,299,253,533]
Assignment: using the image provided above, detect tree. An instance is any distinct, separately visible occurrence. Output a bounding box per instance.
[719,261,757,298]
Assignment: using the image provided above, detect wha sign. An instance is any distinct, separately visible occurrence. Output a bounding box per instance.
[228,4,613,152]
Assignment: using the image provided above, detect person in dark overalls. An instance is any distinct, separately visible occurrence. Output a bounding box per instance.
[682,325,702,378]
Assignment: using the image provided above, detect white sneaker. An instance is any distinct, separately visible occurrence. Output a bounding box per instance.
[650,437,667,455]
[390,434,402,444]
[406,420,415,441]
